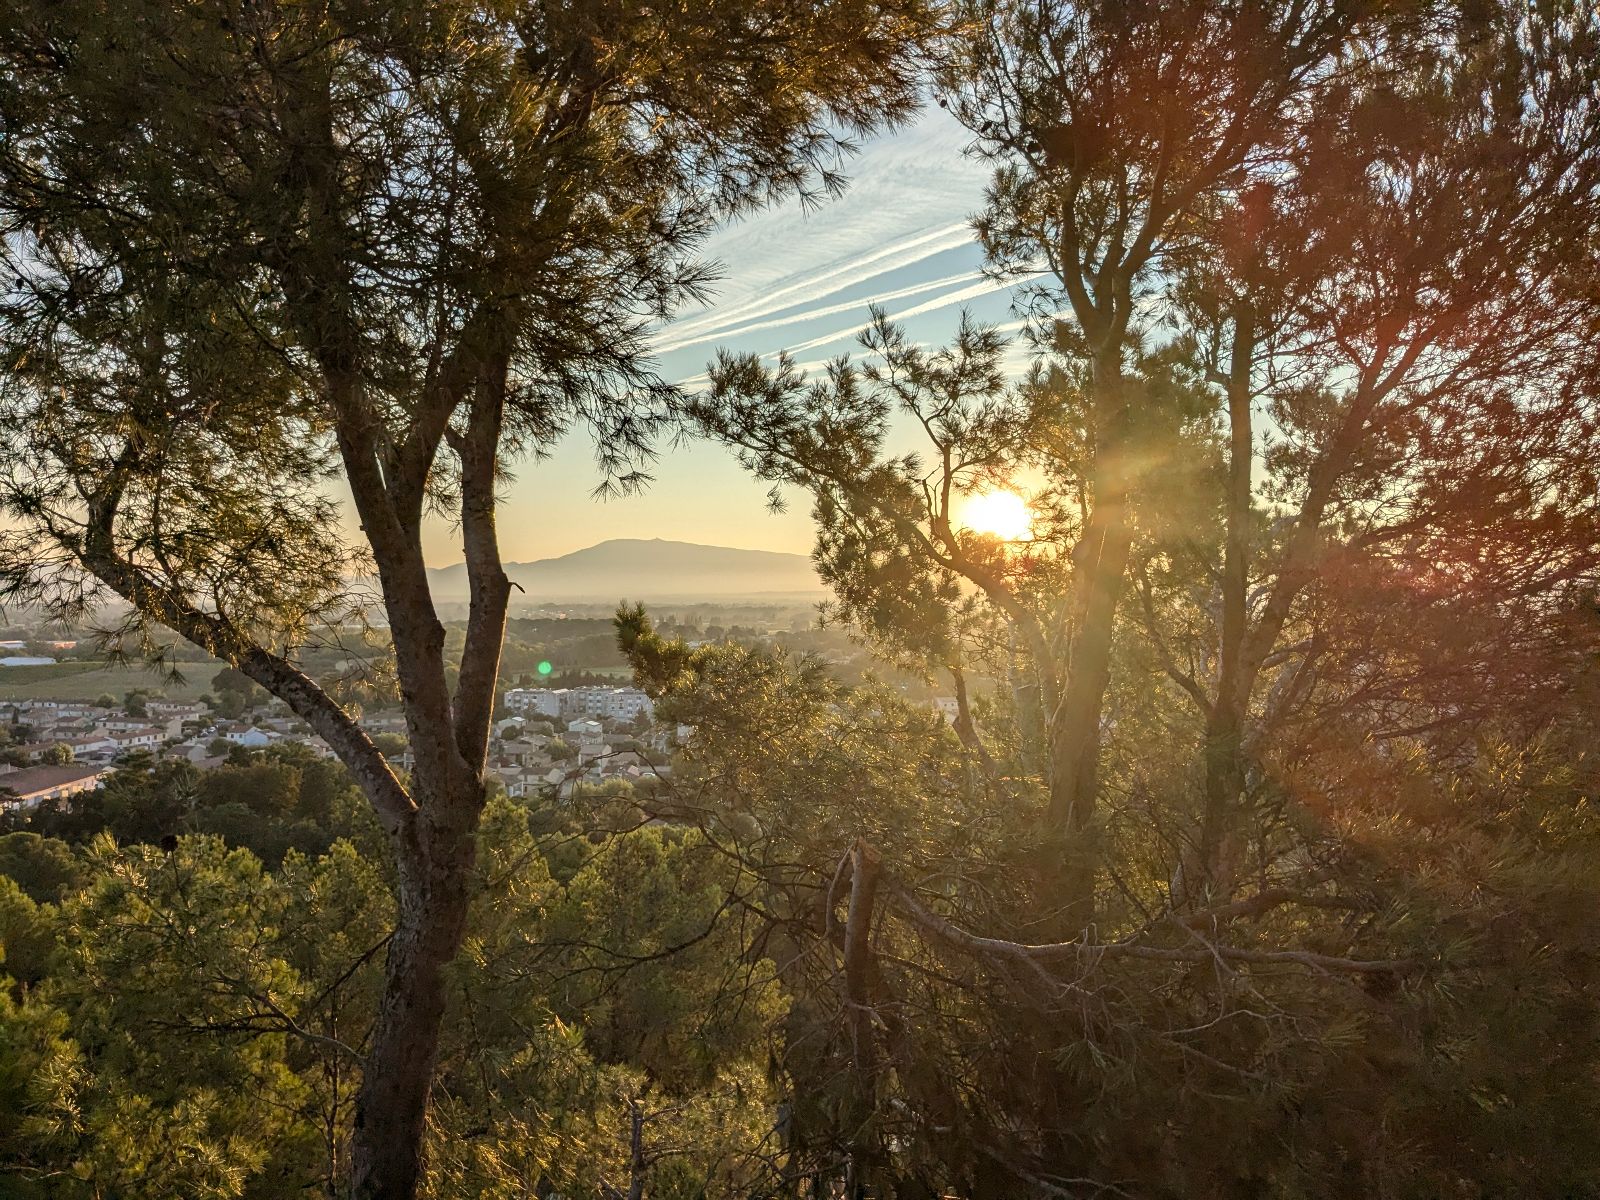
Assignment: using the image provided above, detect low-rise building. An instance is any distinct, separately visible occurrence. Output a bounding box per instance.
[0,763,108,809]
[148,701,208,722]
[358,713,407,735]
[10,735,119,763]
[96,715,156,733]
[101,726,167,753]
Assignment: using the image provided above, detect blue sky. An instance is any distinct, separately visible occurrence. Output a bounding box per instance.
[423,108,1032,566]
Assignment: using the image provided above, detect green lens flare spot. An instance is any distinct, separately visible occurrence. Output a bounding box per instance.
[537,661,553,676]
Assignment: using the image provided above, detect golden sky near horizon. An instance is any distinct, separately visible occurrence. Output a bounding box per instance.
[413,110,1034,567]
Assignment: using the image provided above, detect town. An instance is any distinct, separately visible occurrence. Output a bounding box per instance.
[0,600,956,820]
[0,680,686,812]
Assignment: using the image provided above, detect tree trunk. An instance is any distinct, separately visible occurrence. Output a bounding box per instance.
[1040,355,1137,927]
[1044,508,1134,927]
[843,841,882,1200]
[628,1097,647,1200]
[349,800,480,1199]
[1198,704,1247,896]
[1198,311,1257,896]
[1043,473,1145,928]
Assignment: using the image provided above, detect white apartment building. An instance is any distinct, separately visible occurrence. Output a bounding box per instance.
[504,688,564,718]
[504,686,653,724]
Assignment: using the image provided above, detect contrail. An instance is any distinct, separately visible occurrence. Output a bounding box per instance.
[776,274,1038,358]
[655,271,979,355]
[660,220,974,342]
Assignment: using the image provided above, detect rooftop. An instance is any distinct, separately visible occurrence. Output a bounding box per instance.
[0,763,106,798]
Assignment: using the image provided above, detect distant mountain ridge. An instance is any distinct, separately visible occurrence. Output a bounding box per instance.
[427,538,825,601]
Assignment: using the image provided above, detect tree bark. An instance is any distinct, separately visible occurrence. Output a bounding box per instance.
[628,1097,647,1200]
[843,840,882,1200]
[1198,311,1256,895]
[1042,358,1136,926]
[331,362,511,1197]
[349,812,477,1199]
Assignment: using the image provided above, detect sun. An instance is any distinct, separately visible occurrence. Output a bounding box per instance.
[959,489,1033,541]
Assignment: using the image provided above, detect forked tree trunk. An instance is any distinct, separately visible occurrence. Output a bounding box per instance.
[331,363,510,1198]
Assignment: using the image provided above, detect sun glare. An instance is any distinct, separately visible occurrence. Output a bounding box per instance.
[960,490,1033,541]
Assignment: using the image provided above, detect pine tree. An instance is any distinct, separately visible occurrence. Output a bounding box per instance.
[0,2,937,1193]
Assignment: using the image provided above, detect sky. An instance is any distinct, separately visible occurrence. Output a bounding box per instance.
[419,109,1036,567]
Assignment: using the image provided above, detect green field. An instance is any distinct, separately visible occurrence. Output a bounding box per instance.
[0,661,220,702]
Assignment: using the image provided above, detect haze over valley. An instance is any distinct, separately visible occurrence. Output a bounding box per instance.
[425,538,826,602]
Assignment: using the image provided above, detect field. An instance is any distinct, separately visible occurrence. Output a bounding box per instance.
[0,661,220,703]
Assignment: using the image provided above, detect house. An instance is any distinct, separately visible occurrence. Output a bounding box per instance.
[175,742,230,766]
[33,717,99,741]
[224,727,275,748]
[19,700,97,721]
[95,715,156,733]
[497,736,551,767]
[148,701,207,723]
[932,697,960,724]
[94,713,184,737]
[105,726,166,753]
[0,763,108,810]
[358,713,407,735]
[566,718,603,738]
[10,735,119,763]
[489,766,539,799]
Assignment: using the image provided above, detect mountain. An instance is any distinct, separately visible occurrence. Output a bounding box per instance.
[427,538,825,601]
